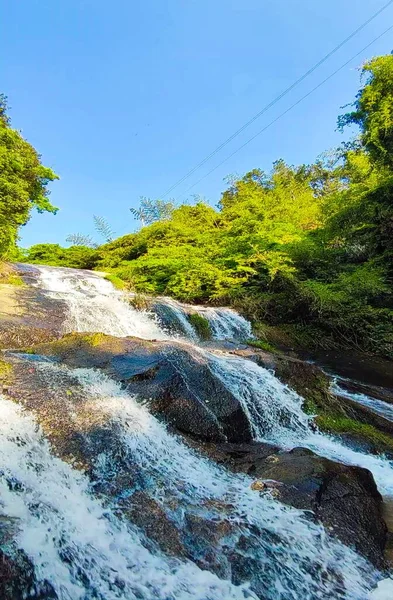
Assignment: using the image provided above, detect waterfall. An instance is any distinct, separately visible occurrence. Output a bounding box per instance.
[151,297,253,341]
[194,306,253,341]
[33,265,168,340]
[151,297,199,340]
[32,264,393,493]
[331,379,393,422]
[206,351,393,496]
[3,263,392,597]
[0,393,255,600]
[0,359,377,600]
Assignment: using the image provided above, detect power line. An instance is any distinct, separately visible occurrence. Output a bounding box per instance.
[160,0,393,199]
[176,24,393,200]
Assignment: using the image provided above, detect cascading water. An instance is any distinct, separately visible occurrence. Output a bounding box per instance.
[0,393,254,600]
[331,379,393,423]
[151,296,253,341]
[151,297,199,340]
[2,264,393,597]
[194,306,253,341]
[32,265,168,340]
[206,352,393,496]
[1,360,377,599]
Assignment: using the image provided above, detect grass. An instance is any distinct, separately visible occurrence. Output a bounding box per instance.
[316,414,393,453]
[0,262,24,286]
[187,313,212,340]
[246,338,279,353]
[104,273,127,290]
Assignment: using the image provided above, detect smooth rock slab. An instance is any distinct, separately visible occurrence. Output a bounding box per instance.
[24,333,253,443]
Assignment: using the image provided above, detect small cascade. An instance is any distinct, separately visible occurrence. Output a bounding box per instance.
[151,296,253,341]
[206,351,310,444]
[206,350,393,496]
[195,306,253,341]
[33,265,168,340]
[151,297,199,340]
[332,379,393,422]
[0,360,377,600]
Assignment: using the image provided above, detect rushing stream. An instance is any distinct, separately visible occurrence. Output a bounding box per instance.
[1,264,393,598]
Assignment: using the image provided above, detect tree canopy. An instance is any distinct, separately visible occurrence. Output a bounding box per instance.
[0,95,59,256]
[18,54,393,358]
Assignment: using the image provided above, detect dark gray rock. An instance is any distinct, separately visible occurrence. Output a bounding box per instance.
[24,334,253,443]
[195,441,388,568]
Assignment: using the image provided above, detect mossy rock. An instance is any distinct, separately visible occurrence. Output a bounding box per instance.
[316,415,393,455]
[0,359,13,384]
[246,338,280,354]
[0,262,25,287]
[24,332,127,362]
[187,313,212,340]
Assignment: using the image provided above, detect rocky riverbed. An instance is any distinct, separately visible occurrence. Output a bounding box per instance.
[1,262,393,599]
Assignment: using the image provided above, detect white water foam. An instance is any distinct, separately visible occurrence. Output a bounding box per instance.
[206,351,393,496]
[196,306,253,341]
[14,263,391,595]
[332,380,393,422]
[151,295,252,341]
[34,265,168,340]
[152,297,199,340]
[0,393,258,600]
[27,362,378,599]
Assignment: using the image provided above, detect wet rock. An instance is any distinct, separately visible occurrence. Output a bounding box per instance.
[0,267,65,349]
[120,491,186,557]
[181,511,235,578]
[197,441,387,568]
[24,333,253,443]
[0,511,57,600]
[0,549,58,600]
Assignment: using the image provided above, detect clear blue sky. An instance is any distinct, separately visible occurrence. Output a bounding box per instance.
[3,0,393,247]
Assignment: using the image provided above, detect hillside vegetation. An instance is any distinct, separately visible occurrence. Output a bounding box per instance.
[6,55,393,358]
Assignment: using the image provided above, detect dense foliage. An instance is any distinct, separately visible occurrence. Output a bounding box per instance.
[21,243,99,269]
[20,55,393,357]
[0,96,58,257]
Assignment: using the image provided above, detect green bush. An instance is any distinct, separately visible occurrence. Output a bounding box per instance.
[187,313,212,340]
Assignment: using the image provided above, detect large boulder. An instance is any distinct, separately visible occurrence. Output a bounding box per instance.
[20,333,253,443]
[195,440,387,568]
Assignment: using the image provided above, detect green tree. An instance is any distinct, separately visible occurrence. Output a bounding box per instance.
[93,215,115,242]
[130,197,175,226]
[0,95,59,256]
[338,55,393,168]
[66,233,96,247]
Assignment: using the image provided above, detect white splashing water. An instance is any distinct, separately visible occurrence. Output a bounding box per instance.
[331,380,393,423]
[0,393,257,600]
[193,306,253,341]
[12,361,378,600]
[151,297,199,340]
[151,296,252,341]
[11,263,392,596]
[34,265,168,340]
[32,264,393,493]
[206,352,393,496]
